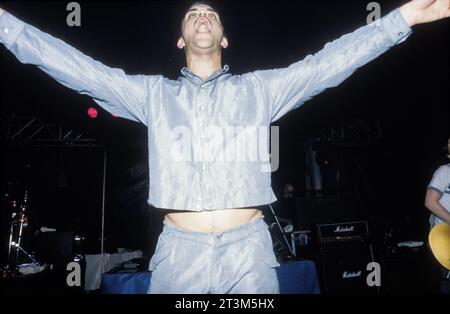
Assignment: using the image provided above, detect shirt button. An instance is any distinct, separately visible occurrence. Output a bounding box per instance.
[199,106,206,111]
[3,28,9,34]
[398,32,403,36]
[201,165,207,171]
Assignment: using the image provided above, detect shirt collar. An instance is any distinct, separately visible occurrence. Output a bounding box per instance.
[181,65,230,85]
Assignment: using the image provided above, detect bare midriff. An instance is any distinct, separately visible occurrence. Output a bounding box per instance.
[164,208,263,233]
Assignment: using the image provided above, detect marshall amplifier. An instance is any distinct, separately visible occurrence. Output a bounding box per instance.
[317,220,369,245]
[318,243,379,294]
[316,220,379,294]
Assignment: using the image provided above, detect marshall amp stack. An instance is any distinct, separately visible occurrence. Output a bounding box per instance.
[317,221,369,244]
[316,220,379,294]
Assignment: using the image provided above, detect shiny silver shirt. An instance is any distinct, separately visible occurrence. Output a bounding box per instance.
[0,9,411,211]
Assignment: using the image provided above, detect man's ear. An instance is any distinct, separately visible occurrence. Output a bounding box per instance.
[177,37,186,49]
[220,36,229,49]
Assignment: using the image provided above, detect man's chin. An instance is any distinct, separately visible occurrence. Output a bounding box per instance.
[192,40,216,50]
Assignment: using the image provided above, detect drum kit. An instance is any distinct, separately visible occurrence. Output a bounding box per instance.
[1,182,47,278]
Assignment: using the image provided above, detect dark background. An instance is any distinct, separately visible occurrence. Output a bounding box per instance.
[0,0,448,282]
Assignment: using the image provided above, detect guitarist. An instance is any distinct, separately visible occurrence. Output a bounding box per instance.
[425,136,450,294]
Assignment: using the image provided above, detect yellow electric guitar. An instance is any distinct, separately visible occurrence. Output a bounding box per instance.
[428,223,450,271]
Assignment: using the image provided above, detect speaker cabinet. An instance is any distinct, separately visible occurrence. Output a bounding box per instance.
[318,242,379,294]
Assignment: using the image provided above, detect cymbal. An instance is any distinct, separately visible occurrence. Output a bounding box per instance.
[429,223,450,271]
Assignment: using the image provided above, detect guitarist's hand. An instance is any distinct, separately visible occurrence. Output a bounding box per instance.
[426,189,450,224]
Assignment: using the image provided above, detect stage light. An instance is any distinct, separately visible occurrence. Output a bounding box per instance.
[87,107,98,119]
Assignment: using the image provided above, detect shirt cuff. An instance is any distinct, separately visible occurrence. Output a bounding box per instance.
[0,11,26,48]
[427,186,444,196]
[381,8,412,45]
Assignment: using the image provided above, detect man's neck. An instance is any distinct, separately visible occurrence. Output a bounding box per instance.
[186,52,222,81]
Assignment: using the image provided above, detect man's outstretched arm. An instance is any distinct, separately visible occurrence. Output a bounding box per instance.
[250,0,449,122]
[0,7,158,125]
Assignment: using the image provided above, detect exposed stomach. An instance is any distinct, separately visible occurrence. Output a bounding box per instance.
[164,208,263,233]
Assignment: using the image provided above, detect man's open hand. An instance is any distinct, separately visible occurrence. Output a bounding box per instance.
[0,7,4,17]
[400,0,450,26]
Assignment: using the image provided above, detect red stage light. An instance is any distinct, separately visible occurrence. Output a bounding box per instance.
[87,107,98,118]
